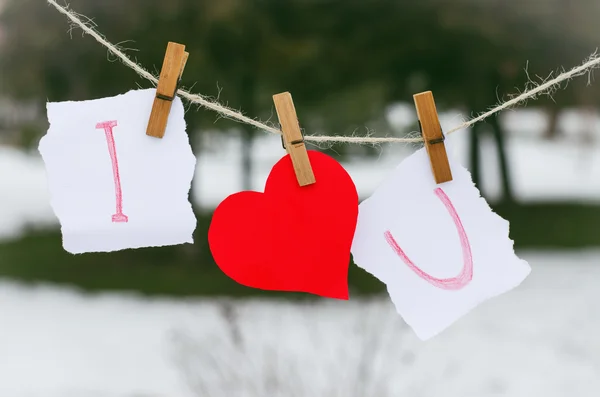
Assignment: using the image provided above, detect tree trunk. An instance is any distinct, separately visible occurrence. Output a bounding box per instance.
[238,65,256,191]
[545,107,560,139]
[240,124,254,191]
[469,122,482,190]
[238,16,259,192]
[178,116,203,260]
[186,117,202,210]
[488,115,514,203]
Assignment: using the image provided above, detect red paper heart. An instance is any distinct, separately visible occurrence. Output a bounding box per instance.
[208,150,358,300]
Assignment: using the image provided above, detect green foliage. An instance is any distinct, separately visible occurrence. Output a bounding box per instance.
[2,0,598,145]
[0,212,383,298]
[1,202,599,298]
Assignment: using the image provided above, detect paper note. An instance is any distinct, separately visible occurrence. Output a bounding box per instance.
[39,89,197,254]
[351,148,530,340]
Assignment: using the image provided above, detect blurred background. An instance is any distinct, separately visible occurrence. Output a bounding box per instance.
[1,0,600,396]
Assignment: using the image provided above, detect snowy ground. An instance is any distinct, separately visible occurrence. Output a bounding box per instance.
[0,250,598,397]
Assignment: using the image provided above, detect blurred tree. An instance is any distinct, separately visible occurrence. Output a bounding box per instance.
[1,0,599,203]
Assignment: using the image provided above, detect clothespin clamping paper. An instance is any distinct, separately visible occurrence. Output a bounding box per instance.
[146,42,189,138]
[413,91,453,184]
[273,92,316,187]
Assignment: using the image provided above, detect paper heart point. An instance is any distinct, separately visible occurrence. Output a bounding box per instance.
[208,150,359,299]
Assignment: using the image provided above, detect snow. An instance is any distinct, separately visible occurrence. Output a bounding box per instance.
[0,251,598,397]
[0,146,57,239]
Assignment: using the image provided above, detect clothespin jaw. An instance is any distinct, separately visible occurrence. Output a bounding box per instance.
[146,42,189,139]
[413,91,453,184]
[273,92,316,187]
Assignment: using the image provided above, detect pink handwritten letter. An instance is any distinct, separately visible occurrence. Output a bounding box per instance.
[95,120,128,223]
[384,187,473,290]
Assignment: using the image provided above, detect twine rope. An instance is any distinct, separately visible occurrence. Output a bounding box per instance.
[47,0,600,145]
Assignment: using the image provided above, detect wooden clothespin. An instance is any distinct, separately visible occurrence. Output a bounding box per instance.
[413,91,453,184]
[273,92,316,187]
[146,42,189,139]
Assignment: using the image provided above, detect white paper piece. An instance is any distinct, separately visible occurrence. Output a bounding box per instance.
[39,89,197,254]
[351,148,531,340]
